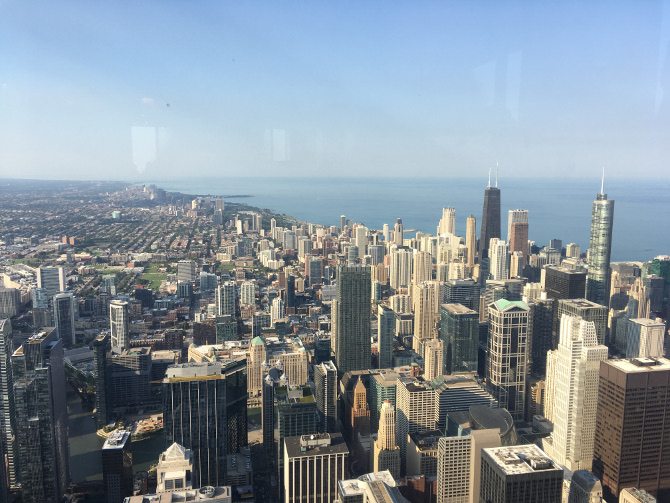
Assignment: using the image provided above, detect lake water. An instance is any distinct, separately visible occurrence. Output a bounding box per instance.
[146,176,670,262]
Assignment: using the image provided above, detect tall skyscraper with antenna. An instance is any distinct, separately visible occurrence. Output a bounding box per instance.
[586,170,615,309]
[479,165,501,282]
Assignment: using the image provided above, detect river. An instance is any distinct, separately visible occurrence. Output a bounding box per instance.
[67,389,164,482]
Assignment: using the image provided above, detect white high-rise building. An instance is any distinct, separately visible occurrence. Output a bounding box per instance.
[438,207,456,236]
[424,339,444,381]
[240,281,256,307]
[543,314,608,472]
[396,377,436,472]
[488,238,509,280]
[271,297,284,326]
[390,248,412,291]
[216,281,236,317]
[373,401,401,478]
[507,209,529,243]
[413,282,437,357]
[110,299,129,350]
[389,294,411,314]
[354,225,368,256]
[177,260,196,284]
[413,250,433,286]
[394,218,403,246]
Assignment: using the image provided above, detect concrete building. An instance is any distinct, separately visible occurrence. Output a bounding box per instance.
[556,298,608,346]
[216,281,236,317]
[412,282,437,357]
[406,430,441,477]
[488,238,509,281]
[337,471,406,503]
[373,401,401,478]
[314,361,338,433]
[177,260,196,284]
[396,377,436,473]
[626,318,664,359]
[390,247,412,292]
[543,315,608,472]
[619,488,658,503]
[465,215,476,270]
[423,339,443,382]
[487,299,529,421]
[377,304,395,370]
[567,470,603,503]
[102,430,133,503]
[284,433,349,503]
[593,357,670,502]
[479,445,562,503]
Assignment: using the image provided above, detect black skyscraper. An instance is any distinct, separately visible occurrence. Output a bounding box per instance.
[479,177,501,262]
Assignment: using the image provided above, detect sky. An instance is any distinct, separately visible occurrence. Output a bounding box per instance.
[1,1,669,181]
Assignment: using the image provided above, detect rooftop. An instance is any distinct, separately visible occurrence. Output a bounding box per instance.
[483,444,561,476]
[284,432,349,458]
[607,357,670,373]
[103,430,131,450]
[442,303,477,315]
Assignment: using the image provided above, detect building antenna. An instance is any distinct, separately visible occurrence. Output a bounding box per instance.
[488,167,491,188]
[601,166,605,195]
[496,161,499,188]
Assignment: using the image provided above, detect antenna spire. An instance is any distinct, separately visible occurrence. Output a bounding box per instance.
[488,167,491,188]
[496,161,499,188]
[601,166,605,195]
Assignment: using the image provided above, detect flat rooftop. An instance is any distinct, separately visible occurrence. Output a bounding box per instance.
[483,444,561,476]
[442,303,477,315]
[607,357,670,373]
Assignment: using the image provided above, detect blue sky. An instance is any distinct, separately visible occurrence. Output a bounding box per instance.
[1,1,669,180]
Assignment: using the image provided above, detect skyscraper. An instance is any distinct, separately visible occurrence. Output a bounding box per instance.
[163,360,247,488]
[394,218,403,246]
[396,377,436,473]
[479,171,501,262]
[109,299,129,351]
[216,281,236,317]
[466,214,476,270]
[13,329,70,502]
[36,266,66,302]
[487,299,529,421]
[412,250,433,285]
[102,430,133,503]
[479,445,563,503]
[586,181,615,307]
[423,338,444,381]
[488,238,509,280]
[0,319,17,488]
[314,361,338,433]
[390,247,412,291]
[332,265,371,375]
[438,207,456,236]
[509,222,529,266]
[413,282,437,357]
[543,315,608,472]
[440,303,478,374]
[373,401,401,478]
[544,267,587,300]
[377,304,395,370]
[507,209,529,243]
[592,357,670,502]
[53,292,75,347]
[626,318,664,359]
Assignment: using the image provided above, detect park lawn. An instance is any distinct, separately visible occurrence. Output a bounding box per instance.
[141,272,167,290]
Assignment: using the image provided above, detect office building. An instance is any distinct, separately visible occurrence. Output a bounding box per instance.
[444,279,480,312]
[53,292,75,347]
[436,428,501,503]
[370,370,404,434]
[284,433,349,503]
[262,367,287,455]
[377,304,395,370]
[544,266,587,300]
[413,282,437,356]
[487,300,529,421]
[216,281,236,317]
[332,265,371,375]
[0,288,19,318]
[593,357,670,502]
[110,299,130,351]
[349,378,371,442]
[567,470,603,503]
[555,298,608,347]
[163,360,247,488]
[619,488,658,503]
[626,318,664,359]
[240,281,256,306]
[246,336,308,398]
[479,445,562,503]
[0,319,17,488]
[337,471,404,503]
[271,297,284,326]
[431,377,498,433]
[36,266,66,301]
[424,339,443,381]
[438,207,456,235]
[506,209,528,244]
[396,377,436,472]
[466,214,476,270]
[314,361,338,433]
[355,225,368,255]
[373,401,401,478]
[543,315,608,472]
[406,430,441,477]
[394,218,403,246]
[93,332,110,428]
[177,260,196,284]
[509,222,529,266]
[527,298,554,375]
[566,243,581,258]
[101,274,117,295]
[440,303,478,375]
[102,430,133,503]
[13,329,70,502]
[586,185,615,307]
[413,251,433,286]
[479,173,501,262]
[308,256,322,286]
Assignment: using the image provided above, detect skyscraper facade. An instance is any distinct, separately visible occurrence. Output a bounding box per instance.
[413,282,437,357]
[389,247,412,292]
[377,304,395,370]
[332,265,371,375]
[314,361,338,433]
[487,299,529,421]
[488,238,509,281]
[592,357,670,502]
[0,319,17,488]
[13,329,70,503]
[53,292,75,347]
[394,218,403,246]
[543,315,608,472]
[466,214,476,270]
[479,181,501,262]
[109,299,129,351]
[440,303,478,374]
[373,401,401,478]
[506,209,529,243]
[216,281,236,317]
[36,266,66,302]
[102,430,133,503]
[586,189,615,307]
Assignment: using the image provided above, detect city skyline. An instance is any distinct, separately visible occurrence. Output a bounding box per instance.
[2,2,669,180]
